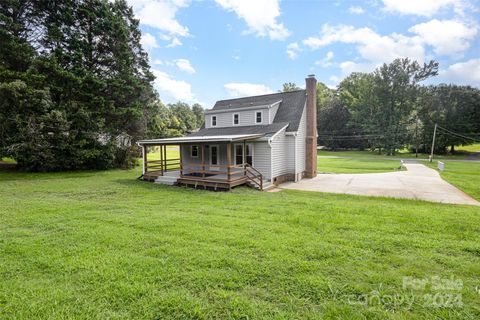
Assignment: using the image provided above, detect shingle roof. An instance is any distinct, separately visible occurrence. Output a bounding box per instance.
[211,90,307,132]
[188,122,289,138]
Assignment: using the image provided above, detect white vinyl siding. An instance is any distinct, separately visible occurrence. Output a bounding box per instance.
[204,103,282,128]
[271,128,291,178]
[295,103,307,174]
[252,141,271,181]
[206,109,265,128]
[268,102,280,123]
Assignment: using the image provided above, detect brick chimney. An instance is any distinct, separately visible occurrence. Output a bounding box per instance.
[305,74,317,178]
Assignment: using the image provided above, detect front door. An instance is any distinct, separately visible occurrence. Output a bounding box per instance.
[210,145,219,171]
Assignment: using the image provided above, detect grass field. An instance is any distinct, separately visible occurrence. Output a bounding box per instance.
[427,161,480,201]
[317,157,403,174]
[1,166,480,319]
[317,143,480,160]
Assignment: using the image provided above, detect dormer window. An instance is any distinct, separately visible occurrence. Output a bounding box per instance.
[233,113,239,125]
[255,111,262,124]
[211,115,217,127]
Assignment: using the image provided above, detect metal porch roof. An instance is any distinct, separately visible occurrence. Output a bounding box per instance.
[137,134,264,145]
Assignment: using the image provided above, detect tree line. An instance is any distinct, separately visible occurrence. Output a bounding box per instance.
[0,0,203,171]
[286,58,480,155]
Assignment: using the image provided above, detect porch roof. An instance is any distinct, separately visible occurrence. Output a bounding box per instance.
[137,134,264,145]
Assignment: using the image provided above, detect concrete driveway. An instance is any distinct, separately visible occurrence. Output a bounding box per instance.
[279,163,480,206]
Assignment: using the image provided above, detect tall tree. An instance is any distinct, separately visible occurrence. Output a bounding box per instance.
[0,0,158,170]
[417,84,480,153]
[372,58,438,154]
[281,82,300,92]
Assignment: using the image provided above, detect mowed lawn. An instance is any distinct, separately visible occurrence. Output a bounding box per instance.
[427,161,480,201]
[317,157,403,174]
[1,167,480,319]
[317,143,480,160]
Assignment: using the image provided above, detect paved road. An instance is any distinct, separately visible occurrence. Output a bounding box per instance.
[280,163,480,206]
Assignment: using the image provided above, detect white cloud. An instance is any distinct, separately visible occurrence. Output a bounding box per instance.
[128,0,189,37]
[303,24,425,64]
[439,58,480,86]
[153,69,194,101]
[215,0,290,40]
[166,37,182,48]
[286,42,300,59]
[408,19,477,56]
[348,6,365,14]
[224,83,274,97]
[381,0,459,17]
[315,51,334,67]
[329,75,340,83]
[174,58,196,74]
[140,32,159,51]
[339,61,377,74]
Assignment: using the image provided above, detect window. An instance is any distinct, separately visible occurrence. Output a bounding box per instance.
[246,144,253,165]
[255,111,262,124]
[233,113,239,125]
[211,115,217,127]
[191,145,198,158]
[235,145,242,165]
[234,144,253,166]
[210,145,218,166]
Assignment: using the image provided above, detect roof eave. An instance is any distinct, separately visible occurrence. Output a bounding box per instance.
[136,134,265,146]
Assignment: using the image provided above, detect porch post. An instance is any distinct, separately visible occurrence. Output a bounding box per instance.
[179,144,183,177]
[201,143,205,178]
[227,142,232,181]
[163,145,167,171]
[142,145,147,175]
[159,144,164,176]
[243,140,246,175]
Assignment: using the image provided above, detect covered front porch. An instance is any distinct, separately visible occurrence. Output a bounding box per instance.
[137,135,266,190]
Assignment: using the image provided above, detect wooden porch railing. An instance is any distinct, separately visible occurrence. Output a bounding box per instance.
[180,162,263,190]
[145,158,180,174]
[244,163,263,190]
[180,162,244,180]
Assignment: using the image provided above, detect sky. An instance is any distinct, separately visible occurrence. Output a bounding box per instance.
[128,0,480,107]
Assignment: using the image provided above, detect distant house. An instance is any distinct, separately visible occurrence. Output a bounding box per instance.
[137,75,318,190]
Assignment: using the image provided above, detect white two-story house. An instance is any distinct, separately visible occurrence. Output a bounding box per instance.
[137,75,318,190]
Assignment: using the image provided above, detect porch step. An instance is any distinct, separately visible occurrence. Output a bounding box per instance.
[154,175,178,186]
[248,180,273,191]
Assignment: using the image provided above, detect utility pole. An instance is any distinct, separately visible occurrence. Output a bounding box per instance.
[415,115,419,158]
[429,123,437,163]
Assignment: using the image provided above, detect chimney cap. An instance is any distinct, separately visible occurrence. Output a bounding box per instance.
[307,74,315,78]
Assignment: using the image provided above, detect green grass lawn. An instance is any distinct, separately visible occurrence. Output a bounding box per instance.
[146,146,180,161]
[317,143,480,160]
[426,161,480,201]
[317,156,403,174]
[0,157,16,164]
[1,166,480,319]
[457,143,480,153]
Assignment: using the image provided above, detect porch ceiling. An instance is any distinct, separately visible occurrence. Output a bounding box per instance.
[137,134,264,145]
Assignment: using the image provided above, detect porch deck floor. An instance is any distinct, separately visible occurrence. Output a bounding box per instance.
[159,170,244,181]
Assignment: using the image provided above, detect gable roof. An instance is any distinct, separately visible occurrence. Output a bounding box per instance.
[209,90,307,132]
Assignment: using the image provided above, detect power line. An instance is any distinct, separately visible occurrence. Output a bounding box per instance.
[436,125,480,141]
